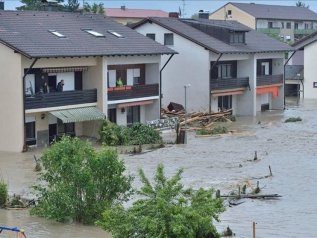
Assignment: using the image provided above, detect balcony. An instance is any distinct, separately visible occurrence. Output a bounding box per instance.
[25,89,97,110]
[108,84,159,101]
[210,77,249,91]
[257,28,280,34]
[294,29,316,35]
[257,74,283,87]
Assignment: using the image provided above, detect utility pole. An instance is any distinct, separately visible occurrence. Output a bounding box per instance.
[182,0,186,18]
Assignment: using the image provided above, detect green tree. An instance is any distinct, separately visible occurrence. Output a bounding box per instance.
[17,0,64,11]
[83,2,104,14]
[296,0,309,8]
[31,136,133,224]
[98,164,225,238]
[64,0,79,12]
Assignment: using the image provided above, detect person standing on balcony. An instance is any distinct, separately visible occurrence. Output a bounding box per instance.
[56,80,64,92]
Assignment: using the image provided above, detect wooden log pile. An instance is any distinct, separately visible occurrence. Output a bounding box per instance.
[161,108,234,128]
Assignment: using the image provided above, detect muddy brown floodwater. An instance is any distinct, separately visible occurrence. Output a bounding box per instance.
[0,98,317,237]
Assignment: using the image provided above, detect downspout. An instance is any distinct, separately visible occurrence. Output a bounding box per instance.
[283,51,296,109]
[159,54,175,118]
[209,53,223,112]
[22,58,38,152]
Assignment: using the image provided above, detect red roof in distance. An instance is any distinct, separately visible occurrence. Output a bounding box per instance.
[105,7,169,18]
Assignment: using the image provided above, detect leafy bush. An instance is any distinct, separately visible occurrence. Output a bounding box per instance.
[31,136,133,224]
[99,120,126,146]
[125,123,162,145]
[197,126,228,135]
[99,120,162,146]
[0,178,8,207]
[285,117,302,123]
[98,164,225,238]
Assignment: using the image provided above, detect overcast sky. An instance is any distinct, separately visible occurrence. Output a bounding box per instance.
[3,0,317,17]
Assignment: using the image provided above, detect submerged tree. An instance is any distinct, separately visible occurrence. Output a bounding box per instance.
[31,136,133,224]
[98,164,225,238]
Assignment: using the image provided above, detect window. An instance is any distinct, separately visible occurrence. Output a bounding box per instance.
[49,30,66,38]
[146,33,156,40]
[286,22,291,29]
[313,82,317,88]
[294,22,299,30]
[227,10,232,17]
[108,108,117,123]
[218,95,232,111]
[281,22,284,29]
[108,30,124,38]
[268,22,273,29]
[164,33,174,45]
[305,23,309,29]
[127,106,140,125]
[25,121,36,145]
[218,64,232,79]
[83,29,105,37]
[230,32,245,44]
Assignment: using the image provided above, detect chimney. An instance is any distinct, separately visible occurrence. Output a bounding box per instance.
[0,1,4,10]
[169,12,179,18]
[121,5,126,10]
[198,10,210,19]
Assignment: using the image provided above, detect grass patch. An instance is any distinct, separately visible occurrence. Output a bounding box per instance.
[285,117,302,123]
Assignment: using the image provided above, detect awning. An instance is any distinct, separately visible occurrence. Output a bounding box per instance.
[212,90,245,97]
[50,107,105,123]
[117,100,153,109]
[256,86,279,98]
[42,66,88,73]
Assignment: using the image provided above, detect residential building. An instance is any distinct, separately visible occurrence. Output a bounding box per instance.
[133,17,292,115]
[292,32,317,98]
[105,6,169,25]
[285,65,303,97]
[0,11,175,152]
[209,2,317,42]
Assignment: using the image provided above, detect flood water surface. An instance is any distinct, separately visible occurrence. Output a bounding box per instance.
[0,98,316,237]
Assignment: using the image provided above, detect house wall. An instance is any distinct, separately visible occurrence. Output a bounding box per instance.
[0,44,24,152]
[304,43,317,98]
[135,22,210,112]
[289,50,303,65]
[209,4,256,29]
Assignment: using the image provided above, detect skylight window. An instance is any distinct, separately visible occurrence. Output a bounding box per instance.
[83,29,105,37]
[49,30,66,38]
[107,30,124,38]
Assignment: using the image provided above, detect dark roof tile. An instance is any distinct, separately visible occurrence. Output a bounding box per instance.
[0,10,176,58]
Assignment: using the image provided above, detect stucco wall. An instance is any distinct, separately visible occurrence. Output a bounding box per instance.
[135,22,210,112]
[304,43,317,98]
[0,44,24,152]
[209,4,256,29]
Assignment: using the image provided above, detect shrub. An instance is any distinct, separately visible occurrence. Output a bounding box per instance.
[125,123,162,145]
[285,117,302,123]
[197,128,212,135]
[0,178,8,207]
[31,136,133,224]
[99,120,126,146]
[196,126,228,135]
[99,120,162,146]
[98,164,225,238]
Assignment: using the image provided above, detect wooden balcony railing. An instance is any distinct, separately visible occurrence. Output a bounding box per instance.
[25,89,97,110]
[108,84,159,101]
[210,77,249,91]
[257,74,283,87]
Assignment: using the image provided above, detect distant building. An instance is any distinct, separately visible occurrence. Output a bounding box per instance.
[105,6,169,25]
[209,2,317,43]
[292,32,317,99]
[133,17,293,115]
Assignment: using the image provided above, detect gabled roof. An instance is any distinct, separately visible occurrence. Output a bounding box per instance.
[229,2,317,21]
[133,17,293,54]
[0,10,175,58]
[292,31,317,50]
[105,7,169,18]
